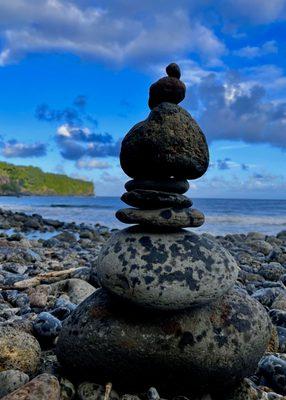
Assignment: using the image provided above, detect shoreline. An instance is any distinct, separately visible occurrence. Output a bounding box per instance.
[0,208,286,398]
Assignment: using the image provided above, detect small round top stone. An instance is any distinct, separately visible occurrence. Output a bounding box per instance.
[166,63,181,79]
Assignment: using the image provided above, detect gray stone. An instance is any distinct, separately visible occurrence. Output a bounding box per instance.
[0,326,41,375]
[56,288,272,392]
[0,370,29,398]
[121,190,192,209]
[120,103,209,180]
[77,382,119,400]
[258,355,286,395]
[1,373,60,400]
[66,279,96,305]
[116,208,205,228]
[97,228,239,309]
[125,178,189,194]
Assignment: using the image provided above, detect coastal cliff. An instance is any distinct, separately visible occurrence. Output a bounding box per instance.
[0,161,94,196]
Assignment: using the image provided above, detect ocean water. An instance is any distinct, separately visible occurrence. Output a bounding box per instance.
[0,196,285,236]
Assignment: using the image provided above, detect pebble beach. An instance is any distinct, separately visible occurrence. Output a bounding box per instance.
[0,208,285,399]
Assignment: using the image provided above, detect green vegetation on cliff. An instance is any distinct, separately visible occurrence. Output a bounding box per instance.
[0,161,94,196]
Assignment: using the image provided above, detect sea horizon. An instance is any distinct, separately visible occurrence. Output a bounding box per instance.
[0,195,285,236]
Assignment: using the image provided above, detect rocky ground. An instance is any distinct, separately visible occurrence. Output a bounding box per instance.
[0,208,286,399]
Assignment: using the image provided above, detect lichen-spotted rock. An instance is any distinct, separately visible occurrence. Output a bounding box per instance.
[116,207,204,228]
[96,228,239,309]
[56,288,272,392]
[120,103,209,180]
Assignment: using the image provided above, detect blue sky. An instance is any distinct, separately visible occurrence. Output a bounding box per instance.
[0,0,285,198]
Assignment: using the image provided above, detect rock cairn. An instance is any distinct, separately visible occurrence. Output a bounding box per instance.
[57,63,272,395]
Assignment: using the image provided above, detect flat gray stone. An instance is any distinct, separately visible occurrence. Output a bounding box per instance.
[97,228,239,309]
[56,288,272,392]
[125,178,189,194]
[121,190,192,209]
[116,207,204,228]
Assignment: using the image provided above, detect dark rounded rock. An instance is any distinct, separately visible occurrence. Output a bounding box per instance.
[56,288,272,392]
[125,179,190,194]
[269,309,286,328]
[148,77,186,109]
[33,312,62,340]
[120,103,209,180]
[258,355,286,395]
[277,327,286,352]
[121,190,192,209]
[97,228,238,309]
[166,63,181,79]
[116,207,204,228]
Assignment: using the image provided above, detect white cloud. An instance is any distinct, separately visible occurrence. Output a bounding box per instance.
[0,0,226,67]
[234,40,278,58]
[76,158,111,170]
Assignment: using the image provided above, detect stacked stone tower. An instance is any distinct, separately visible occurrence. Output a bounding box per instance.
[57,64,272,396]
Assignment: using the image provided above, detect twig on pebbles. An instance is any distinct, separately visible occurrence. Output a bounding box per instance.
[104,382,112,400]
[0,267,78,290]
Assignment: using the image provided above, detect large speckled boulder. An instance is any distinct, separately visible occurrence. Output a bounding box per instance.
[120,103,209,180]
[56,288,272,392]
[96,228,239,310]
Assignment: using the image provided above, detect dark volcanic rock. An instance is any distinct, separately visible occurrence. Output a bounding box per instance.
[125,178,190,194]
[166,63,181,79]
[121,190,192,209]
[120,103,209,180]
[148,77,186,109]
[97,228,238,309]
[116,207,204,228]
[258,355,286,395]
[56,288,272,392]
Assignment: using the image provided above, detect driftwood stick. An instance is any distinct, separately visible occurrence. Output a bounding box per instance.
[104,382,112,400]
[1,267,78,290]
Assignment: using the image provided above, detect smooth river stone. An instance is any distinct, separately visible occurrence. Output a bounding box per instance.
[125,178,190,194]
[148,76,186,109]
[96,228,239,309]
[116,207,204,228]
[120,103,209,180]
[56,288,272,393]
[121,190,192,209]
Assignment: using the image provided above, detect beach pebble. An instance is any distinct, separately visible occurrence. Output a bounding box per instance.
[277,327,286,352]
[56,288,271,391]
[269,309,286,328]
[148,77,186,109]
[258,355,286,395]
[125,178,190,194]
[166,63,181,79]
[0,326,41,374]
[66,279,96,305]
[27,285,50,308]
[77,382,119,400]
[60,377,76,400]
[147,387,160,400]
[259,263,286,281]
[271,294,286,311]
[252,287,285,307]
[0,369,29,397]
[248,240,273,256]
[97,228,238,309]
[53,231,77,243]
[121,190,192,209]
[33,312,62,340]
[1,373,60,400]
[120,103,209,180]
[116,207,205,228]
